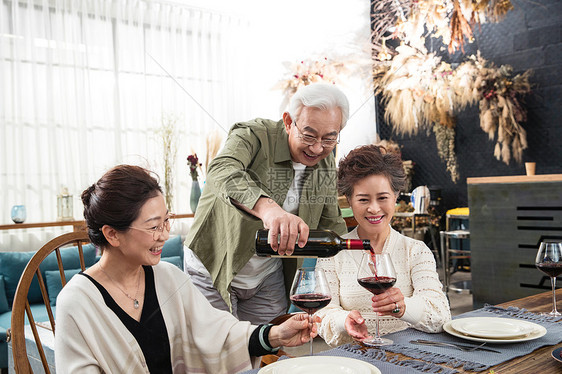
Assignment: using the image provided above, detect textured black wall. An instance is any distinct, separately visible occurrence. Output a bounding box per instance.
[376,0,562,214]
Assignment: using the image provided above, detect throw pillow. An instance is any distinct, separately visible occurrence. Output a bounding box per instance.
[0,276,10,314]
[0,243,96,306]
[45,268,82,306]
[162,235,184,260]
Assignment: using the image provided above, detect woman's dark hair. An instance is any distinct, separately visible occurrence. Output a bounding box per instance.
[81,165,162,247]
[337,144,406,198]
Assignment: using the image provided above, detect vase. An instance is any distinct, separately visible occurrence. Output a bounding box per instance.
[11,205,27,224]
[190,180,201,214]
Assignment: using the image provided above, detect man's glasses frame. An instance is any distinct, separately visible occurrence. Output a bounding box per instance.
[128,213,176,241]
[293,121,340,148]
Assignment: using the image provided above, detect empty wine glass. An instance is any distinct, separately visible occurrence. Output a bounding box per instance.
[289,267,331,356]
[357,252,397,346]
[535,241,562,316]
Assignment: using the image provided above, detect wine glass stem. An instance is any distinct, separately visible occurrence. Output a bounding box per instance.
[375,312,381,340]
[551,276,558,314]
[309,313,314,356]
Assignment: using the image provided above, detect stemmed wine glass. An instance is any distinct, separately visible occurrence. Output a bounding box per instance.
[289,267,332,356]
[535,241,562,316]
[357,252,397,346]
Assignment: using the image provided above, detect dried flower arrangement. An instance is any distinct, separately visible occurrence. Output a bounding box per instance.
[471,57,532,164]
[373,45,532,181]
[373,45,461,181]
[158,114,179,210]
[371,0,514,57]
[274,56,363,111]
[204,130,223,178]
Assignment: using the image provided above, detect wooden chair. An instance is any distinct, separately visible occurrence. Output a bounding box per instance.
[9,231,90,374]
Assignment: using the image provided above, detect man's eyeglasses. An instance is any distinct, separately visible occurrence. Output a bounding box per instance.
[294,122,339,148]
[129,214,175,241]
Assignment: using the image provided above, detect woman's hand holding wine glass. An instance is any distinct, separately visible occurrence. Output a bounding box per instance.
[357,252,397,346]
[535,241,562,317]
[370,286,406,318]
[268,313,322,348]
[289,267,331,356]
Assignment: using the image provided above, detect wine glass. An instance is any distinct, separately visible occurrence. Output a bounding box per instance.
[357,252,397,346]
[535,241,562,316]
[289,267,332,356]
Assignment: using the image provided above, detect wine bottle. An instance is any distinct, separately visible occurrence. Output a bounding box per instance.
[255,229,371,257]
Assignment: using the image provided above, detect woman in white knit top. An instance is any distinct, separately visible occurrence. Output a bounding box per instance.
[316,145,451,347]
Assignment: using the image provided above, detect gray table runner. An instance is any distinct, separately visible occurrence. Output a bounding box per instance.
[240,346,457,374]
[382,304,562,372]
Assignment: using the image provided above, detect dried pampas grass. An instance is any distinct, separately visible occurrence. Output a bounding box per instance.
[374,47,532,182]
[372,0,515,56]
[203,130,223,178]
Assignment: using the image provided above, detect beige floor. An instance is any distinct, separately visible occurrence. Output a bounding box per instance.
[284,270,473,356]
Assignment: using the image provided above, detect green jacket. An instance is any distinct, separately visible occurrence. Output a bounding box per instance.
[185,118,347,305]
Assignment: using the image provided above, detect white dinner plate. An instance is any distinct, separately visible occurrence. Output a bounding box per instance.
[258,356,381,374]
[444,320,547,344]
[451,317,539,339]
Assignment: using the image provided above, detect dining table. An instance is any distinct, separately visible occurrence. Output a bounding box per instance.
[248,288,562,374]
[470,288,562,373]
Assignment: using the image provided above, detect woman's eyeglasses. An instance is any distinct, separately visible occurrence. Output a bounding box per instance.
[129,214,175,241]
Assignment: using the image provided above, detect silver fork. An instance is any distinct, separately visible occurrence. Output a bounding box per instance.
[410,339,500,353]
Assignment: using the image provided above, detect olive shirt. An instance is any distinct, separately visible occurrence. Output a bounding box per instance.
[185,118,347,306]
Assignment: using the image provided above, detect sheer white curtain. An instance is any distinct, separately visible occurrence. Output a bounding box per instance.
[0,0,374,251]
[0,0,253,250]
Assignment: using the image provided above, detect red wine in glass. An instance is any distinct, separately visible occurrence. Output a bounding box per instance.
[357,252,397,346]
[289,267,332,355]
[536,263,562,278]
[535,241,562,317]
[358,276,397,295]
[289,293,332,314]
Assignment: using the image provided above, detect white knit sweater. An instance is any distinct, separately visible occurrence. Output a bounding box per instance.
[316,227,451,347]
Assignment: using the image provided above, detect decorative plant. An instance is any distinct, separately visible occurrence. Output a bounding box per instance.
[158,114,179,211]
[274,56,364,111]
[433,124,460,182]
[471,57,532,164]
[370,0,514,57]
[373,45,532,181]
[187,154,202,181]
[204,130,223,179]
[373,45,461,182]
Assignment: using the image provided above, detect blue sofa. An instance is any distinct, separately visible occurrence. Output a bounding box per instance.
[0,234,184,369]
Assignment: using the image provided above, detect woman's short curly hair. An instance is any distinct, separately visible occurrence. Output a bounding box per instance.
[337,144,406,198]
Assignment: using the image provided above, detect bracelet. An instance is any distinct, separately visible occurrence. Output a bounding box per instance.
[259,324,279,353]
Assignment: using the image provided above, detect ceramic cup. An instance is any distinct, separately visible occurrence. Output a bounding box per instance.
[11,205,27,224]
[525,162,536,176]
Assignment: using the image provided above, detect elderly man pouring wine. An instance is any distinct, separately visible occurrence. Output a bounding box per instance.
[183,82,349,324]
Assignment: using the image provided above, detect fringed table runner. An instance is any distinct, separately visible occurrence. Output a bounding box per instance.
[381,305,562,372]
[241,344,457,374]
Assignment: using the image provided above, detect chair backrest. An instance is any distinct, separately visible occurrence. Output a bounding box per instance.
[9,231,91,374]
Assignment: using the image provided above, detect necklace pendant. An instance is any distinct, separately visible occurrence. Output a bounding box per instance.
[134,299,139,309]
